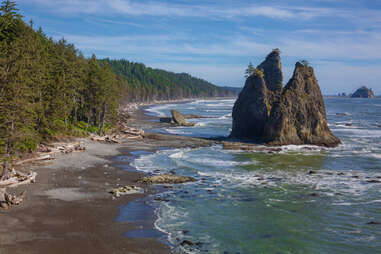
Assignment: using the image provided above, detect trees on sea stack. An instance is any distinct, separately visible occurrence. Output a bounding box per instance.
[231,49,341,147]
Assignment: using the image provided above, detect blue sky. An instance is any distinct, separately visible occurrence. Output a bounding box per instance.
[16,0,381,94]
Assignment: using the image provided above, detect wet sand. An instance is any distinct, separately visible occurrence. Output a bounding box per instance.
[0,106,215,254]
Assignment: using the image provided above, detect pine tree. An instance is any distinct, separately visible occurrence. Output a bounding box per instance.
[244,62,255,78]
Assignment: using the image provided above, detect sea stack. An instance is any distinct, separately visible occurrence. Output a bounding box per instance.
[230,50,341,147]
[351,86,375,98]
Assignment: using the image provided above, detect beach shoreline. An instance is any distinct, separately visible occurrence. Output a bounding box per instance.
[0,99,218,254]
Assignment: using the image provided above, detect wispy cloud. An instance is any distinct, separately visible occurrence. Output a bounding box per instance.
[19,0,362,21]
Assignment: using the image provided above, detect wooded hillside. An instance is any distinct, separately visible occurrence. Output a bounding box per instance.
[0,0,236,158]
[99,59,236,103]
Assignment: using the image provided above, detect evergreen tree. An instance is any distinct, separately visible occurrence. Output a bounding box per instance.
[244,62,255,78]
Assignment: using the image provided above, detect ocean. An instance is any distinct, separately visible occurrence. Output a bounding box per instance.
[133,98,381,254]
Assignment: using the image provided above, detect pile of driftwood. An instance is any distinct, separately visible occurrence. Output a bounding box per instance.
[0,162,37,210]
[120,126,144,137]
[13,143,86,167]
[118,108,132,126]
[90,127,144,143]
[90,134,123,143]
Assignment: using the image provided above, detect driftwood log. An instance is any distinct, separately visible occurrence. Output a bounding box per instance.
[90,127,144,143]
[0,162,37,210]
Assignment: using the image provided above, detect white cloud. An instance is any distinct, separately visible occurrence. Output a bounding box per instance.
[19,0,362,21]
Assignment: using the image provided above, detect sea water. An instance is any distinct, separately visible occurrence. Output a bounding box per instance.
[134,98,381,254]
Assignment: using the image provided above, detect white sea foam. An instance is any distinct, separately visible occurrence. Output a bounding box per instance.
[145,104,175,117]
[218,113,232,119]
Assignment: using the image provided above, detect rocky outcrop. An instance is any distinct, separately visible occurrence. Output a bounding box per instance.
[138,174,196,184]
[351,86,375,98]
[230,50,341,147]
[159,110,195,126]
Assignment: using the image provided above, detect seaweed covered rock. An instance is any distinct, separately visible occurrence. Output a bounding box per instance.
[230,50,341,147]
[138,174,196,184]
[351,86,375,98]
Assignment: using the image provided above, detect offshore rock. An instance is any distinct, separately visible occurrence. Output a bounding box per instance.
[351,86,375,98]
[170,110,195,126]
[230,50,341,147]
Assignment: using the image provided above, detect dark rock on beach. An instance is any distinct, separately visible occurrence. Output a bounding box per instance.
[181,240,194,246]
[230,50,341,147]
[351,86,375,98]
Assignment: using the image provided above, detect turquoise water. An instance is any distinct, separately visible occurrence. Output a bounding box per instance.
[134,98,381,254]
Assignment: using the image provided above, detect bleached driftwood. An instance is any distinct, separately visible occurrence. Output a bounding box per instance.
[120,126,144,136]
[15,154,53,165]
[90,134,122,143]
[0,163,37,210]
[0,171,37,188]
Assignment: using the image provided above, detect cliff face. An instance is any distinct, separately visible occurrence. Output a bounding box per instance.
[351,86,375,98]
[230,51,341,147]
[231,75,270,139]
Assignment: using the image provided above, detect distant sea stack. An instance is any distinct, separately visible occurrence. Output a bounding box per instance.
[351,86,375,98]
[230,50,341,147]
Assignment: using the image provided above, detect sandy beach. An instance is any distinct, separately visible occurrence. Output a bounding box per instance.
[0,106,214,254]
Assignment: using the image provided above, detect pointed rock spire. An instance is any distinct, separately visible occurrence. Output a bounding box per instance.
[230,75,270,139]
[264,62,341,147]
[257,49,283,92]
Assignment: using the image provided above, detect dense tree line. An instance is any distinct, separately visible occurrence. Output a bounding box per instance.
[0,0,236,158]
[0,1,119,157]
[100,59,236,103]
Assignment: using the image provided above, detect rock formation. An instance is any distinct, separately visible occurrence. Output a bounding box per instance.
[159,110,195,126]
[230,50,341,147]
[351,86,375,98]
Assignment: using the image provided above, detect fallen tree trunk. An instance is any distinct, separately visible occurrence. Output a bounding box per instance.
[15,155,52,165]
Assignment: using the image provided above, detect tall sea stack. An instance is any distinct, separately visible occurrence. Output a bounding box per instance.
[230,50,341,147]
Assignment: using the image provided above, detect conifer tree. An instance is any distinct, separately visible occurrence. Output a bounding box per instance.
[244,62,255,78]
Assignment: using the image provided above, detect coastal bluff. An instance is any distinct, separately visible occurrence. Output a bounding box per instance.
[230,50,341,147]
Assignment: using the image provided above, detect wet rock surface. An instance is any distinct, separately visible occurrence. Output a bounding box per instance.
[159,110,196,126]
[138,174,197,184]
[230,50,341,147]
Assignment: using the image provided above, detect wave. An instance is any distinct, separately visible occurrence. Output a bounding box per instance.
[145,104,176,117]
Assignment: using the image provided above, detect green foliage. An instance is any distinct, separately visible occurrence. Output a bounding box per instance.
[15,137,38,153]
[254,68,264,78]
[300,60,310,67]
[0,1,235,156]
[272,48,281,54]
[0,0,119,156]
[0,0,22,42]
[99,59,235,102]
[244,62,255,78]
[244,64,264,79]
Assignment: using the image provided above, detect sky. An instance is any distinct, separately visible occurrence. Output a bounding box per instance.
[15,0,381,95]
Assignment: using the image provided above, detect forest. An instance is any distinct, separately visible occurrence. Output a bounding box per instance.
[0,1,236,159]
[100,59,236,103]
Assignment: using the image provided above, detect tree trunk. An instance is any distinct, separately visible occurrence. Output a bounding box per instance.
[1,161,9,181]
[98,103,106,135]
